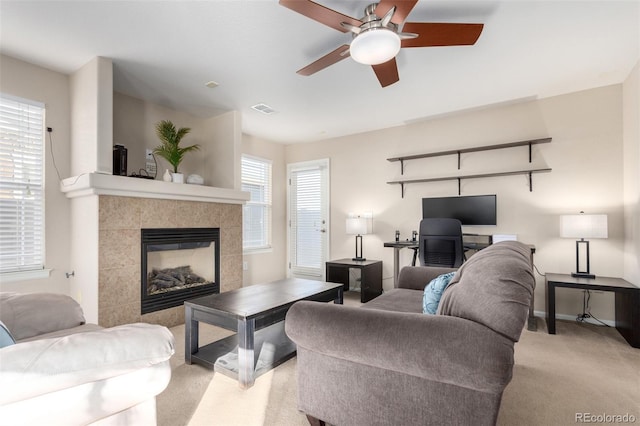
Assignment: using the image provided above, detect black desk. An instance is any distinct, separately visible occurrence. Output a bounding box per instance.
[383,241,418,286]
[325,259,383,303]
[545,273,640,348]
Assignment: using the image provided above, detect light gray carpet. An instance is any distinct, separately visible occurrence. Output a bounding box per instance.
[157,292,640,426]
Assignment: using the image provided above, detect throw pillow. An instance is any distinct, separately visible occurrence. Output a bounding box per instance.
[423,272,456,315]
[0,320,16,348]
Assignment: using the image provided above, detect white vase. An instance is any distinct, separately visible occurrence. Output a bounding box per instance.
[171,172,184,184]
[162,169,172,182]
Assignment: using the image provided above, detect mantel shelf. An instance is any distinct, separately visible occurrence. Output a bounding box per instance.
[388,138,552,174]
[387,168,552,198]
[60,172,250,204]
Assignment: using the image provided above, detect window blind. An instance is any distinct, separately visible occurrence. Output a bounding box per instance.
[241,155,272,250]
[289,167,322,272]
[0,94,45,273]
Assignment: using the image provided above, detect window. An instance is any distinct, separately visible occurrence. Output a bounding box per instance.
[241,155,272,251]
[0,94,46,276]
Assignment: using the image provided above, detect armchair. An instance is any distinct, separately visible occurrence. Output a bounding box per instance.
[0,292,175,425]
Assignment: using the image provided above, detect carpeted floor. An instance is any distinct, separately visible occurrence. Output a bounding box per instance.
[157,292,640,426]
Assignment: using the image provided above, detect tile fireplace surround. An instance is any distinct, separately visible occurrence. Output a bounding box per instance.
[62,173,247,328]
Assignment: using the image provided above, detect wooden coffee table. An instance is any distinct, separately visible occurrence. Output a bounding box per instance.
[185,278,343,388]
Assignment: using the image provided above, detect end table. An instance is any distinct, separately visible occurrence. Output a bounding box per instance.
[325,258,383,303]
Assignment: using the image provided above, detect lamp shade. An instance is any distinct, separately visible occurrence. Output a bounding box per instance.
[350,29,401,65]
[346,217,368,235]
[560,214,608,239]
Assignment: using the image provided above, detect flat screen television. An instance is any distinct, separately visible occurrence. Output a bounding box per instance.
[422,195,497,226]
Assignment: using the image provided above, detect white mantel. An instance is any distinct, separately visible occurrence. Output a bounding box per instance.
[61,172,247,325]
[61,172,249,204]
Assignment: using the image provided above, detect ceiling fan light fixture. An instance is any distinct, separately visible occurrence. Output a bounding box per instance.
[350,28,401,65]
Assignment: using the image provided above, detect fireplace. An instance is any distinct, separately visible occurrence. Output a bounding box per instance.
[141,228,220,314]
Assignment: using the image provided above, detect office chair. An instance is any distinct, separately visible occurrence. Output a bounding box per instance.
[418,218,465,268]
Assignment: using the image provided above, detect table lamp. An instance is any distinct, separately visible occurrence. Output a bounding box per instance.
[346,216,369,261]
[560,212,608,279]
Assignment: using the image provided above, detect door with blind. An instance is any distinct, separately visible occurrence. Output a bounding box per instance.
[287,159,329,280]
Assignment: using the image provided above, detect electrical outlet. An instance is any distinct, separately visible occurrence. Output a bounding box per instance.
[243,261,249,271]
[145,149,153,159]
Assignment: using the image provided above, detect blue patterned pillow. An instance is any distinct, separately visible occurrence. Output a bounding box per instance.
[423,272,456,315]
[0,320,15,348]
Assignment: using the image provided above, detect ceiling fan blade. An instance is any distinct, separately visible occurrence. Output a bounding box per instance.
[401,22,484,48]
[372,58,400,87]
[297,44,351,76]
[279,0,361,33]
[374,0,418,26]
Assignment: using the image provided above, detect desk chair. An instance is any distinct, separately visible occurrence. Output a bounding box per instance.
[418,218,465,268]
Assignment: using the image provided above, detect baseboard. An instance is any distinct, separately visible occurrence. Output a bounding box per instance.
[533,310,615,327]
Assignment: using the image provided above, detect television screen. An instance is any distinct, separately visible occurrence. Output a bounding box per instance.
[422,195,497,226]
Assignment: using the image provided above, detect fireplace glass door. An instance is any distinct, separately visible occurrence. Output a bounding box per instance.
[141,228,219,314]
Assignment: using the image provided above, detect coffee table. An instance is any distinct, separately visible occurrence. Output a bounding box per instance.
[185,278,343,388]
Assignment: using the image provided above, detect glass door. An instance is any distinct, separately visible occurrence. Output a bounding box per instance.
[287,159,329,280]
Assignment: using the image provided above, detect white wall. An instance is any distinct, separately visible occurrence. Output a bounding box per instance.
[241,134,287,285]
[0,55,72,295]
[285,84,628,321]
[623,61,640,284]
[70,57,113,175]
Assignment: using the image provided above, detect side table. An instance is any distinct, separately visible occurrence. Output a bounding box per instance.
[545,273,640,348]
[326,259,383,303]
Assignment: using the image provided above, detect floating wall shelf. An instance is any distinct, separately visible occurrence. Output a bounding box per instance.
[387,168,552,198]
[386,137,552,197]
[387,138,552,174]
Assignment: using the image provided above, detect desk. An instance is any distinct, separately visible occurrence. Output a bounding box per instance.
[383,241,418,287]
[545,273,640,348]
[325,259,383,303]
[384,236,493,286]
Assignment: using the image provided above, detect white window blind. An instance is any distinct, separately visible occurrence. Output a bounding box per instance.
[0,94,45,274]
[289,167,322,272]
[242,155,272,251]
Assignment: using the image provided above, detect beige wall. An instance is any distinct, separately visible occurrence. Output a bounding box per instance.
[113,92,239,189]
[0,55,72,295]
[623,61,640,284]
[285,84,629,322]
[241,134,288,285]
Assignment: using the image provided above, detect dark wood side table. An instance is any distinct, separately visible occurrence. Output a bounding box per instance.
[325,258,383,303]
[545,273,640,348]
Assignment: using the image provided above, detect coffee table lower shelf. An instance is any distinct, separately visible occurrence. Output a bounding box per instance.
[191,321,297,381]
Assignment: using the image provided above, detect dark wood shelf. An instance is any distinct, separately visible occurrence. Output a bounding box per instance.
[387,168,552,198]
[388,138,552,174]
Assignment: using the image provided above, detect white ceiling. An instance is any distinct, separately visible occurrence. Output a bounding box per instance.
[1,1,638,144]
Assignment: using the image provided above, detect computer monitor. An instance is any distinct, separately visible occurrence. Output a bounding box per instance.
[421,195,497,226]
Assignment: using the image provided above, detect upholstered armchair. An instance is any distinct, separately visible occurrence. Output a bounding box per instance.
[0,292,175,425]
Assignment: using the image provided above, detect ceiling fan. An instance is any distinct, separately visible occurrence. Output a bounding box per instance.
[279,0,484,87]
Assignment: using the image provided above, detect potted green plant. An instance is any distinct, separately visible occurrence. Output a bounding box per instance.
[153,120,200,183]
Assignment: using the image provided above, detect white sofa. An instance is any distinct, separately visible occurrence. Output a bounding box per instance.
[0,292,175,425]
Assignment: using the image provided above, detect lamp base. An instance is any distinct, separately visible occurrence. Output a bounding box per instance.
[352,257,366,262]
[571,272,595,279]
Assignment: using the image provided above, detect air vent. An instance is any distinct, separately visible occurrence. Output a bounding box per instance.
[251,103,277,115]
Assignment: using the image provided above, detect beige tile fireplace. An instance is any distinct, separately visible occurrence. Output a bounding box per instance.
[62,173,249,328]
[99,196,242,328]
